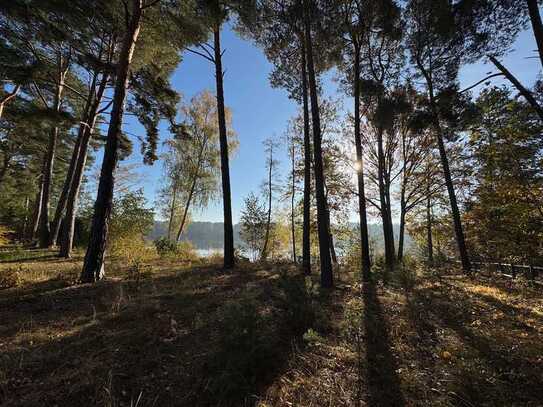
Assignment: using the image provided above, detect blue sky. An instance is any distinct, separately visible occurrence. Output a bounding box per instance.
[100,25,541,223]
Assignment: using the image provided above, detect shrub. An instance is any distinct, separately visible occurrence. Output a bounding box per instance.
[154,237,178,257]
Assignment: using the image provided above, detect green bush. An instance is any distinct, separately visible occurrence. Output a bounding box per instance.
[154,237,178,257]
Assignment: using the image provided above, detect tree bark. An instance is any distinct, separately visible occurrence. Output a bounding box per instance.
[303,0,333,288]
[527,0,543,69]
[80,0,142,281]
[398,199,406,262]
[175,131,209,242]
[489,55,543,122]
[60,73,108,258]
[426,173,433,264]
[419,60,471,274]
[290,139,297,264]
[377,126,396,272]
[167,184,177,240]
[49,73,99,247]
[38,59,67,248]
[261,144,273,260]
[300,37,312,275]
[30,180,44,240]
[0,84,21,119]
[213,23,235,269]
[353,43,372,281]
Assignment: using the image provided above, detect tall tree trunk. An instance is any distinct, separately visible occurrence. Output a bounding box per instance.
[325,206,338,264]
[175,179,197,242]
[432,120,470,273]
[353,43,372,281]
[213,23,235,269]
[300,37,312,275]
[80,1,142,281]
[527,0,543,69]
[175,134,208,242]
[49,74,98,247]
[426,176,433,264]
[261,145,273,260]
[290,140,297,264]
[60,73,108,258]
[30,180,44,240]
[398,199,406,261]
[0,84,21,119]
[377,126,395,272]
[303,0,333,288]
[420,64,471,274]
[38,60,66,248]
[167,184,177,240]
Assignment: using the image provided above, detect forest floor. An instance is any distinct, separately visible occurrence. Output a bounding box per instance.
[1,249,542,407]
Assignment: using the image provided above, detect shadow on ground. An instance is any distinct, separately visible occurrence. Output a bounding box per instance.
[0,262,313,407]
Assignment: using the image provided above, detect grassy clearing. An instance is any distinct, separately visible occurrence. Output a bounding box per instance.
[1,250,542,406]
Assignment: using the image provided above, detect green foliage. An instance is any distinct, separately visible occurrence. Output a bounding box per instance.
[153,237,178,257]
[239,192,267,261]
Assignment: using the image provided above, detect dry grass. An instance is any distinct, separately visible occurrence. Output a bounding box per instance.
[1,250,542,406]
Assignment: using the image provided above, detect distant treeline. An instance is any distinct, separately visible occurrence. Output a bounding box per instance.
[148,221,412,252]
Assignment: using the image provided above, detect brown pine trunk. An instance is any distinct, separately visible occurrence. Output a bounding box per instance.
[353,43,372,281]
[398,199,406,261]
[80,1,143,281]
[527,0,543,69]
[38,61,67,248]
[290,139,297,264]
[300,37,312,275]
[303,0,333,288]
[377,126,395,272]
[417,60,470,273]
[49,74,98,247]
[213,23,235,269]
[426,176,433,264]
[60,73,108,258]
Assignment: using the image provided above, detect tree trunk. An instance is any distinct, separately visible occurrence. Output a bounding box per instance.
[290,140,297,264]
[303,0,333,288]
[489,56,543,121]
[38,61,66,248]
[300,37,312,275]
[80,1,142,281]
[261,144,273,260]
[175,133,209,242]
[377,126,395,272]
[175,178,197,242]
[353,43,372,281]
[213,23,235,269]
[30,181,44,240]
[60,73,108,258]
[49,73,99,247]
[527,0,543,69]
[419,62,470,273]
[426,176,433,264]
[0,84,21,119]
[167,184,177,240]
[398,200,405,262]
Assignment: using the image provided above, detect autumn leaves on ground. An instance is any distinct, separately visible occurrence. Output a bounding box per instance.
[1,250,541,407]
